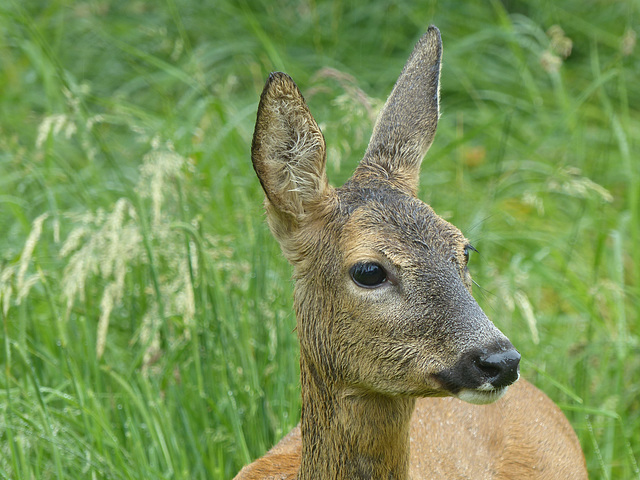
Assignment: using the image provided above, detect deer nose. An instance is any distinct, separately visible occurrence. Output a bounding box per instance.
[476,349,521,388]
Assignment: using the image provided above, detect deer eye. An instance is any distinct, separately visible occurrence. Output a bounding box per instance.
[464,244,478,264]
[350,262,387,288]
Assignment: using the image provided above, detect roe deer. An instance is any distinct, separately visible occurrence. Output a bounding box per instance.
[235,26,587,479]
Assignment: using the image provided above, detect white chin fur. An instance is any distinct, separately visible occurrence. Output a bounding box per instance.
[455,385,509,405]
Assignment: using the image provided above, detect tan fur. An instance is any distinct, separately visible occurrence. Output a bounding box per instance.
[238,26,587,479]
[235,381,584,479]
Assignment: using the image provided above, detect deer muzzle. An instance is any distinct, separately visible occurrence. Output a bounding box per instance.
[434,341,521,405]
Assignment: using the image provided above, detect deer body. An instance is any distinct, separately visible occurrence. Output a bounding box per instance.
[236,380,584,479]
[236,26,587,479]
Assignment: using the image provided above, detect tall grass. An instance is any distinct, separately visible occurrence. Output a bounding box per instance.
[0,0,638,478]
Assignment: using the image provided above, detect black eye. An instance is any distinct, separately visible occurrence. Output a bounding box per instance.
[464,244,478,263]
[350,262,387,288]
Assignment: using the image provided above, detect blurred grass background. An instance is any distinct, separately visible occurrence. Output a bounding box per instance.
[0,0,638,478]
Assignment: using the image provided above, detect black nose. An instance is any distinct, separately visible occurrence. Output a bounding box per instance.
[435,344,521,394]
[476,349,521,388]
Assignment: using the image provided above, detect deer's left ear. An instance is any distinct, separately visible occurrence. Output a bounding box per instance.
[252,72,332,246]
[355,26,442,195]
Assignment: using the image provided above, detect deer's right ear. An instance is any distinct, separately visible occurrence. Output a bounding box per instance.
[252,72,331,244]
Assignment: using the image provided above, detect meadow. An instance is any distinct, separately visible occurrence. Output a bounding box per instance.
[0,0,638,478]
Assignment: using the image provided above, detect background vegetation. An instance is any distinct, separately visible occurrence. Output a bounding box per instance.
[1,0,638,478]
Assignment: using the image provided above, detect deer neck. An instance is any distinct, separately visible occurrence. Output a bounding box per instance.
[298,355,416,480]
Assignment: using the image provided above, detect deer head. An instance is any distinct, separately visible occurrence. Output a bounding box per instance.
[251,26,519,410]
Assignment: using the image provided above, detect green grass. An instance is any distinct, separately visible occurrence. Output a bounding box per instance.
[1,0,638,478]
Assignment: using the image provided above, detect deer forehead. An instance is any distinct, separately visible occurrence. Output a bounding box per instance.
[335,185,469,270]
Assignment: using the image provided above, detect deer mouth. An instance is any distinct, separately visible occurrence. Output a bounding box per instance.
[454,384,512,405]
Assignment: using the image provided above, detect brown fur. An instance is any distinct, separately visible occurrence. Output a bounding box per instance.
[237,26,587,479]
[235,381,585,479]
